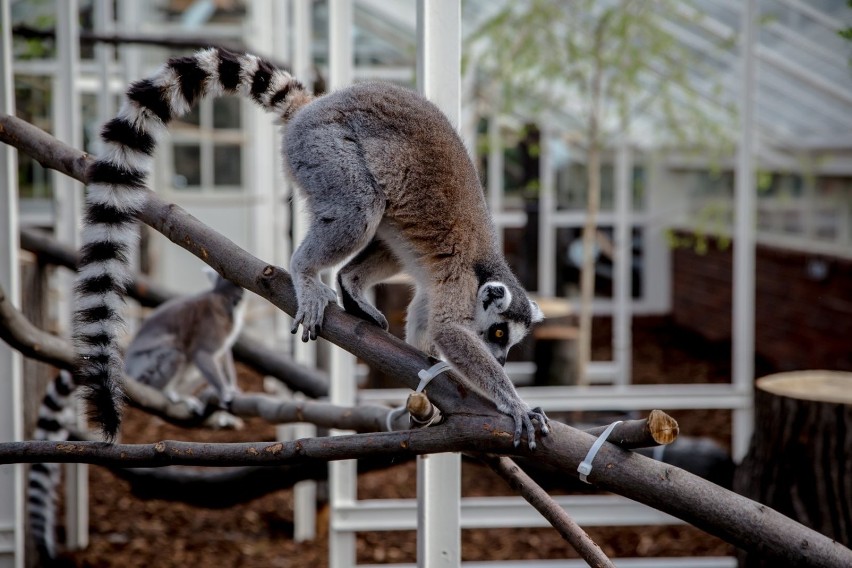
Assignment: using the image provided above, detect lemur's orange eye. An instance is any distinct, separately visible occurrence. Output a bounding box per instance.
[494,329,504,338]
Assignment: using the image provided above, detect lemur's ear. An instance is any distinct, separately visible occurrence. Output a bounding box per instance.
[478,282,512,314]
[530,300,544,323]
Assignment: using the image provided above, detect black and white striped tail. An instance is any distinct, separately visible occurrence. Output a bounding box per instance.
[74,47,313,441]
[28,370,78,563]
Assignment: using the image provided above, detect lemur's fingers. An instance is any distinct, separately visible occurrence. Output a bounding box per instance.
[512,415,524,448]
[523,413,537,450]
[530,406,550,436]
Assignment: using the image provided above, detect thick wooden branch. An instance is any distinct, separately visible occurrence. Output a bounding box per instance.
[19,226,329,398]
[0,280,71,370]
[3,112,852,566]
[0,282,396,432]
[0,112,493,416]
[0,279,238,429]
[230,393,408,433]
[0,421,496,467]
[484,455,615,568]
[584,409,679,449]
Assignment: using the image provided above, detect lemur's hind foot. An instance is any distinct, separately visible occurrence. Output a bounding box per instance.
[338,274,389,330]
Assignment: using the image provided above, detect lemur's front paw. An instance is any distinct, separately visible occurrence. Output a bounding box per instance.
[292,283,338,342]
[501,401,549,450]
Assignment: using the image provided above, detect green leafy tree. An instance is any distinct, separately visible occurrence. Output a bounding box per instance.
[468,0,732,382]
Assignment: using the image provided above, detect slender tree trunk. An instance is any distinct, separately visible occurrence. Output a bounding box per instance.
[577,23,606,385]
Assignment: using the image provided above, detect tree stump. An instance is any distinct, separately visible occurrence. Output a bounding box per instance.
[734,371,852,567]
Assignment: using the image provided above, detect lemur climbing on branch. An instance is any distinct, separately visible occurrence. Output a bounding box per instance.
[74,47,548,448]
[31,272,244,563]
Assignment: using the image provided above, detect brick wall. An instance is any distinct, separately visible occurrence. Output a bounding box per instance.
[672,233,852,372]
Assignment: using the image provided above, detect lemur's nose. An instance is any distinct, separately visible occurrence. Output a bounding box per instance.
[497,355,506,366]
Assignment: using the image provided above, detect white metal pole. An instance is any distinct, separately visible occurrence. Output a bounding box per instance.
[0,0,24,565]
[732,0,757,462]
[416,2,461,566]
[613,140,633,386]
[291,1,316,367]
[537,127,556,297]
[487,116,504,249]
[327,0,357,560]
[55,0,89,551]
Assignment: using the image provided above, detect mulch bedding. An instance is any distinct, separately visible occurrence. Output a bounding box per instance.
[59,316,737,566]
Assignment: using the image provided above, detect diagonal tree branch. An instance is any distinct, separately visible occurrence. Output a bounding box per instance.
[0,279,406,432]
[484,455,615,568]
[19,226,329,398]
[3,112,852,567]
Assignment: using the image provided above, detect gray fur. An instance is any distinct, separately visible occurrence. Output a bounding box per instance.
[285,82,548,448]
[124,275,245,411]
[76,46,546,448]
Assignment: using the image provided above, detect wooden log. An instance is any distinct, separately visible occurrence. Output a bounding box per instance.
[735,371,852,567]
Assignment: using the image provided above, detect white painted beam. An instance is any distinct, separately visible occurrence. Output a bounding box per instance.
[732,0,757,463]
[416,2,462,566]
[327,0,358,563]
[0,1,24,565]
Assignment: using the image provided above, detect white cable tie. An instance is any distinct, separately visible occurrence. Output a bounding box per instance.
[577,420,623,484]
[416,361,452,393]
[385,405,407,432]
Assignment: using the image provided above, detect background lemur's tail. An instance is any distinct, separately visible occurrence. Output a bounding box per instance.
[28,370,78,563]
[74,47,314,441]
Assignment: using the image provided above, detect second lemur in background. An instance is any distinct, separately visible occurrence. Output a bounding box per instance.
[74,47,548,448]
[30,272,244,564]
[123,270,245,411]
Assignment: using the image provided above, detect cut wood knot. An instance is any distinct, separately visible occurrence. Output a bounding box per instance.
[647,410,679,445]
[407,391,442,427]
[154,442,166,453]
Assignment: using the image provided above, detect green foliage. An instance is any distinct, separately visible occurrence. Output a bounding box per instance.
[841,1,852,41]
[466,0,734,151]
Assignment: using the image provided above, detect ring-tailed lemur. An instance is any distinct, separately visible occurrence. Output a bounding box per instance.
[124,270,245,411]
[75,47,548,448]
[30,273,244,563]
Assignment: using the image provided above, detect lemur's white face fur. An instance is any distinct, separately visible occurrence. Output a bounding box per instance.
[474,282,543,366]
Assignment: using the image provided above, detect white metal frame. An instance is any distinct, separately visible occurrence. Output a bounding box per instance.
[414,2,463,567]
[328,0,359,564]
[0,1,24,565]
[54,0,89,553]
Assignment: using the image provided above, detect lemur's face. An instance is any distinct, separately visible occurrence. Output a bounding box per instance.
[474,282,544,366]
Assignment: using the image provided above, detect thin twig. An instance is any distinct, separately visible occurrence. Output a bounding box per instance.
[484,455,615,568]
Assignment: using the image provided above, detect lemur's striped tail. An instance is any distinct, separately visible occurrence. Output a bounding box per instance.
[28,370,78,563]
[74,48,313,441]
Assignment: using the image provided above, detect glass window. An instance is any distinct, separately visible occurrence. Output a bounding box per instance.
[15,74,53,199]
[213,97,241,129]
[167,94,245,193]
[173,144,202,188]
[213,144,242,187]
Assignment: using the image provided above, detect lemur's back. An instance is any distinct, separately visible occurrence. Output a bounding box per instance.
[285,82,496,262]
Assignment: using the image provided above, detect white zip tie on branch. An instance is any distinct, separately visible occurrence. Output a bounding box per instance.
[416,360,452,393]
[385,361,453,432]
[577,420,622,484]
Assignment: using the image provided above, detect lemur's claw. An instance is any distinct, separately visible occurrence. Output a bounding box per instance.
[531,406,550,436]
[507,404,549,450]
